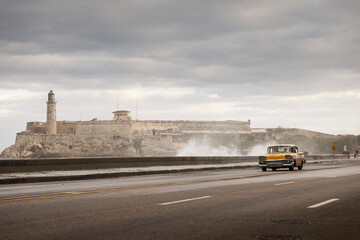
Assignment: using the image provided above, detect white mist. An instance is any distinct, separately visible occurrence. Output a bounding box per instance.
[177,137,238,156]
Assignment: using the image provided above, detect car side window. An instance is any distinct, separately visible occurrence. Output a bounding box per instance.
[295,147,298,153]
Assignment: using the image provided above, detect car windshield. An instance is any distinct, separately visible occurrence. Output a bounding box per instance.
[267,146,291,154]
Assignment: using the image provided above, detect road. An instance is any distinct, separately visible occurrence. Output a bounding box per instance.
[1,163,360,240]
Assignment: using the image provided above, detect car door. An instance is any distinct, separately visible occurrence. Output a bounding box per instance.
[294,147,303,166]
[293,147,300,166]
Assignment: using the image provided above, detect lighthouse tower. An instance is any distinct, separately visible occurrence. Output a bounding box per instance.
[46,90,57,135]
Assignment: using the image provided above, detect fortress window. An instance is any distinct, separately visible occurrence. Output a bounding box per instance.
[69,145,73,149]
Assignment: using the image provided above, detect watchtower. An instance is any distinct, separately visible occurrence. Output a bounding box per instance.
[46,90,57,135]
[113,110,131,121]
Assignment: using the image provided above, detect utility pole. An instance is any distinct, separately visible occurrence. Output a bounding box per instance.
[136,97,138,120]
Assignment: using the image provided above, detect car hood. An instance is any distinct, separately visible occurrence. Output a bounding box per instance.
[264,153,292,160]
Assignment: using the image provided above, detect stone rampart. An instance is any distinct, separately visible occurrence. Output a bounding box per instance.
[252,128,335,141]
[1,128,136,158]
[57,121,76,134]
[132,120,250,136]
[131,120,180,135]
[75,120,132,139]
[1,132,78,158]
[26,122,46,134]
[15,132,76,144]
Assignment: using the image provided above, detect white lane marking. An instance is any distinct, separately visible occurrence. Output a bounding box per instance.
[307,198,339,208]
[159,196,211,206]
[275,181,295,186]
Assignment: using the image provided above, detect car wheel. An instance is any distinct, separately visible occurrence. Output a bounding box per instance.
[298,161,303,170]
[272,168,277,171]
[289,165,294,171]
[262,167,267,172]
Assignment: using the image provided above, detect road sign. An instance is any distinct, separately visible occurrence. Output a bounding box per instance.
[332,142,336,151]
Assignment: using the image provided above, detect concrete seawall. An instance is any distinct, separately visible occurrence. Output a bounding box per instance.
[0,154,349,174]
[0,156,258,173]
[1,154,357,184]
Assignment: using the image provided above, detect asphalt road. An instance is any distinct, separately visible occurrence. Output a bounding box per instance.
[1,163,360,240]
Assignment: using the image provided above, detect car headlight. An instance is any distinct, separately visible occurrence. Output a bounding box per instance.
[259,156,267,161]
[285,155,293,160]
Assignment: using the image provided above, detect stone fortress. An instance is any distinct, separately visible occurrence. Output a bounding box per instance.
[1,91,334,158]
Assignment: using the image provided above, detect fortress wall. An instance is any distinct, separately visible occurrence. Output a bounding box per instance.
[179,121,250,132]
[26,122,46,134]
[15,133,46,145]
[131,121,181,135]
[13,133,77,157]
[263,128,335,140]
[57,121,76,134]
[131,120,251,135]
[75,121,132,140]
[16,132,77,145]
[290,128,334,138]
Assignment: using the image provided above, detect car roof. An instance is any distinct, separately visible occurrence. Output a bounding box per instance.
[268,144,297,147]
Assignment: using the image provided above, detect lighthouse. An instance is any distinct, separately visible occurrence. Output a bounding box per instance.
[46,90,57,135]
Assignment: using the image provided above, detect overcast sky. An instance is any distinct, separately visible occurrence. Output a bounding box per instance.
[1,0,360,151]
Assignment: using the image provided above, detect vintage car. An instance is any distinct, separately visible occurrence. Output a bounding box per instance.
[258,144,305,171]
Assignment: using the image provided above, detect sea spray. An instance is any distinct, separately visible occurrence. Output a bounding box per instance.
[247,141,278,156]
[177,137,238,156]
[177,136,277,156]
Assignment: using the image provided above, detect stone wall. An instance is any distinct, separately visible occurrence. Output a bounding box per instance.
[57,121,76,134]
[0,132,78,158]
[26,122,46,134]
[179,120,250,133]
[132,121,180,135]
[25,119,250,137]
[26,121,77,135]
[1,129,136,158]
[260,128,334,141]
[75,120,132,139]
[131,120,251,136]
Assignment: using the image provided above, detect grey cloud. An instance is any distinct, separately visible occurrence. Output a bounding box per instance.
[1,0,359,85]
[0,0,231,53]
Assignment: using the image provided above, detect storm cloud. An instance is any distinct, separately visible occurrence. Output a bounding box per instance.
[1,0,359,151]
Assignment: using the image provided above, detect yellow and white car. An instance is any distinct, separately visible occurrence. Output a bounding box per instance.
[258,144,305,171]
